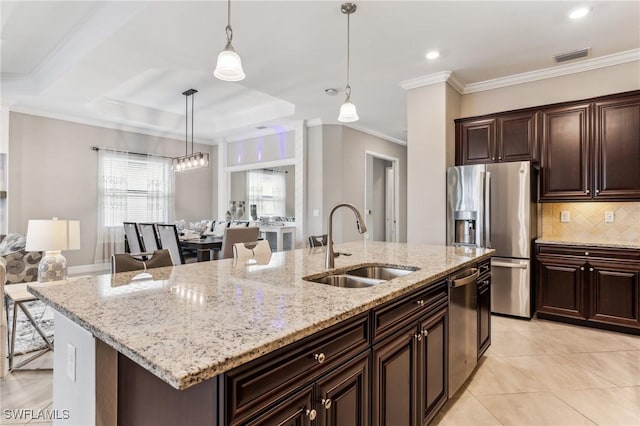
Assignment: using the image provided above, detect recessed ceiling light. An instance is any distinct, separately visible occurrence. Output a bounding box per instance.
[426,51,440,60]
[569,7,590,19]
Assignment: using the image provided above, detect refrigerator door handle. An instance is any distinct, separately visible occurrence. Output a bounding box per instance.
[492,261,528,269]
[484,171,491,248]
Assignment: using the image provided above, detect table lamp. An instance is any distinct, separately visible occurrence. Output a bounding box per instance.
[25,218,80,282]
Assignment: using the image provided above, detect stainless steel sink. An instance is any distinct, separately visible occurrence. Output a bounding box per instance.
[304,264,419,288]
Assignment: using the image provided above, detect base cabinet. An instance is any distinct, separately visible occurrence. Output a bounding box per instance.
[245,386,315,426]
[536,244,640,333]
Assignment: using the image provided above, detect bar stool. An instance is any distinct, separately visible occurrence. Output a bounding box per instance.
[4,283,54,371]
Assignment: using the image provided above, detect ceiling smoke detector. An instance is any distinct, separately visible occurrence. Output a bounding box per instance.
[325,88,338,96]
[554,48,590,63]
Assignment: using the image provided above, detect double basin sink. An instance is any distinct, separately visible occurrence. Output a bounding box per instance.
[304,264,419,288]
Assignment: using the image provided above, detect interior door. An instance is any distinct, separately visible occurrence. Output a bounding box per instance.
[385,167,395,242]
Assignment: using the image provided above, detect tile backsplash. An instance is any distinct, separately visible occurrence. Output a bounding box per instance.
[541,202,640,245]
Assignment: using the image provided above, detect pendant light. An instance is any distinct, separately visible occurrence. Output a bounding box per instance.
[338,2,359,123]
[214,0,245,81]
[172,89,210,172]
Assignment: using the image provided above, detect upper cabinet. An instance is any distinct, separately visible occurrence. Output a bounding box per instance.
[455,90,640,202]
[456,111,538,165]
[594,94,640,199]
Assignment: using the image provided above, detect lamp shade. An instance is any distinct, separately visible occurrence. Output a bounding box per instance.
[338,101,359,122]
[214,48,246,81]
[25,219,80,252]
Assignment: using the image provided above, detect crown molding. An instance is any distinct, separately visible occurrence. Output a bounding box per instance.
[463,48,640,94]
[7,106,214,145]
[400,71,453,91]
[343,123,407,146]
[306,118,322,127]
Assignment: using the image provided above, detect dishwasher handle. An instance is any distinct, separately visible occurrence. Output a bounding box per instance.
[450,268,479,288]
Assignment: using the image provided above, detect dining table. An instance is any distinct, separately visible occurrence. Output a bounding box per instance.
[179,235,223,262]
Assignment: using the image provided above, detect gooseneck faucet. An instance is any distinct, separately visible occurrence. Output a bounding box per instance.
[326,203,368,269]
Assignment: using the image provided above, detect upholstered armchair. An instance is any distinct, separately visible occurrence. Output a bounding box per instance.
[0,234,42,284]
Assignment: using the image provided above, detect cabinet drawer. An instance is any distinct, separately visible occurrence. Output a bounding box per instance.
[372,279,448,343]
[537,244,640,261]
[224,313,369,424]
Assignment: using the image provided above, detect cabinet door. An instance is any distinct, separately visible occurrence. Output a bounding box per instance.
[372,328,418,426]
[594,94,640,199]
[588,260,640,329]
[540,103,592,200]
[498,111,538,162]
[536,256,588,319]
[244,385,315,426]
[316,352,369,426]
[477,277,491,358]
[456,119,496,165]
[417,308,448,426]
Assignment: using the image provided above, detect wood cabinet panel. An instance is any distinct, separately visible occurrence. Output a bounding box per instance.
[244,385,314,426]
[536,255,587,319]
[457,119,496,165]
[316,352,369,426]
[418,308,448,425]
[594,94,640,199]
[588,261,640,329]
[372,328,417,426]
[540,103,591,200]
[498,111,538,162]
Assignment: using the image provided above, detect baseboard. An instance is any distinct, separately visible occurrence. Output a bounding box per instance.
[68,263,110,277]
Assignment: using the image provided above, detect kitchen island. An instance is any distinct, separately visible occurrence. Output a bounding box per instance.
[29,241,493,425]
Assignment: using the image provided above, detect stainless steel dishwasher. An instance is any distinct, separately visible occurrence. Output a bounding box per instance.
[448,267,479,397]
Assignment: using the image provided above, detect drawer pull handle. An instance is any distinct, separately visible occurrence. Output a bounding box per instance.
[585,252,589,256]
[314,353,326,364]
[422,329,429,337]
[414,333,422,341]
[580,267,584,271]
[306,409,317,420]
[589,267,594,272]
[585,189,590,194]
[416,300,425,306]
[322,398,332,409]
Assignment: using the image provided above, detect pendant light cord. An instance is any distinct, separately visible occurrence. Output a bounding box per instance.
[191,92,195,155]
[345,11,351,100]
[226,0,233,44]
[185,92,188,155]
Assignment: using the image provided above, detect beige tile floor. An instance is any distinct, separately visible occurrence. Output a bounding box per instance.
[435,316,640,426]
[1,317,639,425]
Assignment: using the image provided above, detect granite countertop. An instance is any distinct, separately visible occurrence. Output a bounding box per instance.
[29,241,493,390]
[536,238,640,250]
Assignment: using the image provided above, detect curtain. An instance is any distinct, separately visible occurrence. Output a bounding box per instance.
[94,150,174,263]
[247,169,286,217]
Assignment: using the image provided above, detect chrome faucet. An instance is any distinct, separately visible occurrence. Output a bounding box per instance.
[325,203,368,269]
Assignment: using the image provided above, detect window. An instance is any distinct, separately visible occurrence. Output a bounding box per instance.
[95,149,174,263]
[247,169,286,217]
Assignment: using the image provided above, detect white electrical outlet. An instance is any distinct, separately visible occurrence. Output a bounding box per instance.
[67,343,76,382]
[604,211,615,223]
[560,211,570,223]
[313,209,319,217]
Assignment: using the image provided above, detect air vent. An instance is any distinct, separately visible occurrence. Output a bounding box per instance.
[554,48,590,63]
[255,125,268,130]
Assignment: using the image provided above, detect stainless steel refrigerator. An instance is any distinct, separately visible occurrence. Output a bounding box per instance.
[446,161,539,318]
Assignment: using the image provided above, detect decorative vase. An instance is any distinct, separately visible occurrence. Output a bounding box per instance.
[250,204,257,221]
[225,210,232,221]
[236,201,245,220]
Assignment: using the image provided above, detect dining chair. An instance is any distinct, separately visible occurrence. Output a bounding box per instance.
[123,222,145,253]
[230,220,250,227]
[156,224,185,265]
[139,223,160,251]
[111,249,173,273]
[233,240,272,264]
[308,234,328,247]
[217,227,260,260]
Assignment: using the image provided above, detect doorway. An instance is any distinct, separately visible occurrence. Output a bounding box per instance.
[365,151,399,242]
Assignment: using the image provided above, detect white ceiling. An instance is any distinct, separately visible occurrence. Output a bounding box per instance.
[1,1,639,144]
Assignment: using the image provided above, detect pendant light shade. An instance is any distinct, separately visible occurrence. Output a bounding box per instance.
[337,3,359,123]
[214,0,245,82]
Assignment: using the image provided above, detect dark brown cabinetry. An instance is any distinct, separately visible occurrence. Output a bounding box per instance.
[455,111,538,165]
[594,94,640,199]
[477,261,491,358]
[536,244,640,334]
[372,280,448,426]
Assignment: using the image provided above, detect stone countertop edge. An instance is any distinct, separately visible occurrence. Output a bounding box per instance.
[28,243,494,391]
[535,239,640,250]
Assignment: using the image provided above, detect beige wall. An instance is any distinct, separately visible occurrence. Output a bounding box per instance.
[8,113,217,266]
[460,62,640,118]
[306,125,324,235]
[541,202,640,246]
[322,125,407,244]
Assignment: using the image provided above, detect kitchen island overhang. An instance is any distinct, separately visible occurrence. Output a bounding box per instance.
[29,241,493,425]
